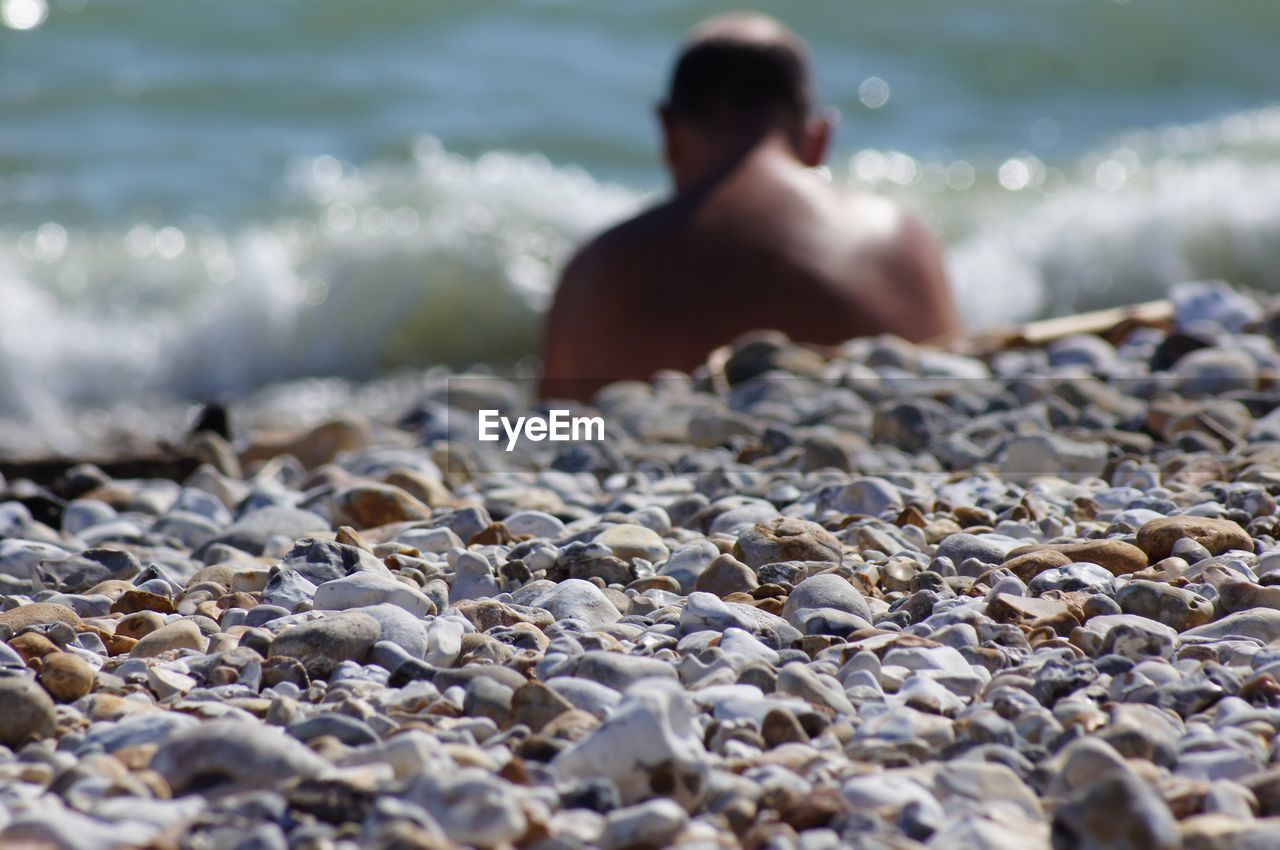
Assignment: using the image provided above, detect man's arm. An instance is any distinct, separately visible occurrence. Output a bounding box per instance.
[885,213,962,344]
[539,246,605,402]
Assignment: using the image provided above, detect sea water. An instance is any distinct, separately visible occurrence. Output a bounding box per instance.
[2,0,1279,422]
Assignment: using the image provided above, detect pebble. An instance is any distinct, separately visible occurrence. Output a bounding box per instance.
[268,612,381,677]
[554,678,708,808]
[732,517,842,569]
[129,619,208,658]
[202,505,330,556]
[1172,347,1259,395]
[692,553,759,597]
[1053,769,1180,850]
[150,719,330,795]
[937,533,1013,568]
[835,477,903,516]
[313,571,436,617]
[330,482,432,529]
[1010,540,1149,576]
[594,524,669,563]
[533,579,622,628]
[3,283,1280,848]
[0,601,82,630]
[601,799,688,850]
[1182,609,1280,644]
[781,573,871,622]
[38,651,94,702]
[0,674,57,747]
[1115,580,1215,631]
[1137,515,1254,561]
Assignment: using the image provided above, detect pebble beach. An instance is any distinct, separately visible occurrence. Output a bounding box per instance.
[3,279,1280,850]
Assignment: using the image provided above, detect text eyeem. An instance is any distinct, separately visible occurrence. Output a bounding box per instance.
[477,409,605,452]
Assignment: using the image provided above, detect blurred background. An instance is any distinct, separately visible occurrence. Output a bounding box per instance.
[2,0,1280,421]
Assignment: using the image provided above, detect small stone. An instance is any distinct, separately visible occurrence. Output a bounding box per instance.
[0,675,57,747]
[503,510,567,539]
[533,579,622,629]
[279,537,392,585]
[761,707,808,748]
[0,602,82,630]
[1171,347,1259,395]
[1001,432,1108,478]
[835,478,903,516]
[601,799,688,850]
[777,663,855,716]
[510,681,575,733]
[936,533,1015,569]
[733,517,842,569]
[151,718,330,796]
[330,483,432,529]
[554,678,708,808]
[269,612,381,678]
[872,398,954,452]
[1074,614,1176,659]
[116,610,166,640]
[1052,770,1179,850]
[988,593,1071,627]
[594,524,669,563]
[781,573,871,622]
[1008,540,1149,576]
[39,652,94,702]
[1182,609,1280,644]
[406,768,528,848]
[1115,580,1215,631]
[463,676,514,726]
[203,506,330,557]
[110,588,176,615]
[354,603,428,659]
[548,677,622,720]
[1218,581,1280,616]
[453,598,553,631]
[692,554,759,597]
[9,632,60,663]
[1028,562,1115,594]
[1002,549,1073,582]
[36,547,140,592]
[148,665,197,700]
[287,712,378,746]
[566,650,679,692]
[1172,280,1264,333]
[1137,516,1253,561]
[313,572,435,617]
[680,592,802,645]
[130,619,209,658]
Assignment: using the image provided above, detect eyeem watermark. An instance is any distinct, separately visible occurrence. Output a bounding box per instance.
[478,409,605,452]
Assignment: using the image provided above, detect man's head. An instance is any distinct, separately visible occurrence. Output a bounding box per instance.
[660,13,830,185]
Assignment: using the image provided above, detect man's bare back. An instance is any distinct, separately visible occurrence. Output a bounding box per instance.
[540,14,961,401]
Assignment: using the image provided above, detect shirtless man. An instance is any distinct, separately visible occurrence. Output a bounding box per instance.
[540,13,960,400]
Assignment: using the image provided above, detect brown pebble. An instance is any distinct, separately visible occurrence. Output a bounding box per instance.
[39,651,95,702]
[1136,515,1254,561]
[9,632,61,664]
[111,589,176,615]
[116,611,166,640]
[761,708,808,748]
[0,602,82,631]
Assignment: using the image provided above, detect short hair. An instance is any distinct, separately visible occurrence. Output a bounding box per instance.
[665,18,814,129]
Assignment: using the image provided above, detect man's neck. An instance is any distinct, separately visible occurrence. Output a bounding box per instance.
[671,131,798,195]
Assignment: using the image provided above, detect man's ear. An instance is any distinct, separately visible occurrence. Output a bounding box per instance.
[798,111,833,168]
[658,104,680,170]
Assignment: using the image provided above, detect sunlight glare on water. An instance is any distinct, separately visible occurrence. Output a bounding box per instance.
[1,0,46,30]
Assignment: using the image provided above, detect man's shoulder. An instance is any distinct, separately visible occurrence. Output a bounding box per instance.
[840,192,907,244]
[561,202,674,285]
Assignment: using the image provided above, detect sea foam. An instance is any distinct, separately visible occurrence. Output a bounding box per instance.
[2,108,1280,428]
